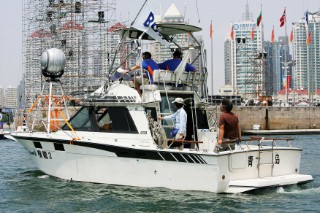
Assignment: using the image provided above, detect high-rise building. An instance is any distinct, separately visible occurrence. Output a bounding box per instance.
[292,12,320,93]
[265,36,291,96]
[224,3,264,100]
[0,86,4,108]
[5,86,18,109]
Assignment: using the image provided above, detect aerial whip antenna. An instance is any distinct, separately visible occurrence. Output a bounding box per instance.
[195,0,200,24]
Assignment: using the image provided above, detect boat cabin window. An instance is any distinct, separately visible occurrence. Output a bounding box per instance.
[62,106,138,133]
[62,107,94,131]
[96,108,112,131]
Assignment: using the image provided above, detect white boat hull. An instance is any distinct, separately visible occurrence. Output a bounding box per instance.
[12,132,313,193]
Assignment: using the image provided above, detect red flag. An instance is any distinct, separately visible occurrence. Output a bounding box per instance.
[280,8,286,27]
[210,20,213,39]
[230,25,234,40]
[257,11,262,27]
[271,26,275,43]
[306,31,312,45]
[289,30,293,43]
[250,26,254,40]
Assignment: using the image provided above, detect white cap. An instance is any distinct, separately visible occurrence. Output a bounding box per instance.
[172,97,184,104]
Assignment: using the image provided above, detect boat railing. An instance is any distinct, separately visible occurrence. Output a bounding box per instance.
[153,69,205,90]
[241,136,294,149]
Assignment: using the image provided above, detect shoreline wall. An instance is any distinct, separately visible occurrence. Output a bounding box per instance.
[210,106,320,130]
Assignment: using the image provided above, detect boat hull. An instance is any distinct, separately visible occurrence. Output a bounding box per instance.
[12,133,313,193]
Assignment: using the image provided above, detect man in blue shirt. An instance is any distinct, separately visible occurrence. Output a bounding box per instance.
[158,50,195,72]
[127,52,159,95]
[158,97,187,141]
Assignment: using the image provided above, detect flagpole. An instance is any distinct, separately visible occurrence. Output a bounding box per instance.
[130,0,148,26]
[284,7,289,105]
[306,11,310,104]
[260,4,264,97]
[210,20,214,102]
[230,23,235,96]
[291,29,296,105]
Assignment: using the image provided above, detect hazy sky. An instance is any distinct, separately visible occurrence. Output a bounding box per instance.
[0,0,318,93]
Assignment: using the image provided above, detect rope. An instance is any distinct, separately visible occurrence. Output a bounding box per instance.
[28,96,41,113]
[59,110,80,144]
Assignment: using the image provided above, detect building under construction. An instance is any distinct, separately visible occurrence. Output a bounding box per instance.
[22,0,119,108]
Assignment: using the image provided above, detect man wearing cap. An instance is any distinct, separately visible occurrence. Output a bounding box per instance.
[158,50,195,72]
[158,97,187,140]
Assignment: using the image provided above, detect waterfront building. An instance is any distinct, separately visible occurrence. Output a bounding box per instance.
[274,89,320,106]
[292,12,320,95]
[265,37,292,96]
[0,86,4,108]
[4,86,18,109]
[224,3,264,100]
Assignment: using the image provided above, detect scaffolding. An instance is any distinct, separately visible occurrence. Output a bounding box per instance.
[234,38,268,101]
[23,0,116,108]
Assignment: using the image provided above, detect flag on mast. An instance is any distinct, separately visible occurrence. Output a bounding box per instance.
[250,26,255,40]
[271,26,275,43]
[289,30,293,44]
[131,2,169,46]
[306,31,312,45]
[257,10,262,27]
[280,8,286,27]
[210,20,213,39]
[230,25,234,40]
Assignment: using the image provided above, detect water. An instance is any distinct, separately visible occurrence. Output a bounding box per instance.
[1,135,320,213]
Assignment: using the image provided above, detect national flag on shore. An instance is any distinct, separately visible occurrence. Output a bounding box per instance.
[250,26,255,40]
[280,8,286,27]
[306,31,312,45]
[230,25,234,40]
[210,20,213,39]
[257,10,262,27]
[271,26,275,43]
[289,30,293,44]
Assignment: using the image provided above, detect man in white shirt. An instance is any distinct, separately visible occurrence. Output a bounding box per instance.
[158,97,187,140]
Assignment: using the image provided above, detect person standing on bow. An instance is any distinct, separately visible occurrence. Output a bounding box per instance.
[158,50,195,72]
[126,51,159,95]
[217,98,241,151]
[158,97,187,140]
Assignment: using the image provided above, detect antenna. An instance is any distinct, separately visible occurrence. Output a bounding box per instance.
[195,0,200,23]
[183,1,187,23]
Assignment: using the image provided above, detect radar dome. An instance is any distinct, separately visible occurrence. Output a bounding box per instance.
[40,48,66,74]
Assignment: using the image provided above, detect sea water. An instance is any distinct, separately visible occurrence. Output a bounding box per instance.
[0,135,319,212]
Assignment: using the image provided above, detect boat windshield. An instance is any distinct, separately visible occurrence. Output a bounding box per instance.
[62,106,138,133]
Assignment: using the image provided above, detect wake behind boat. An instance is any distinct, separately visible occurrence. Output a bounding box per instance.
[11,1,312,193]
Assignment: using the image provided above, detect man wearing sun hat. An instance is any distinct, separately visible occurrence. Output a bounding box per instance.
[158,97,187,140]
